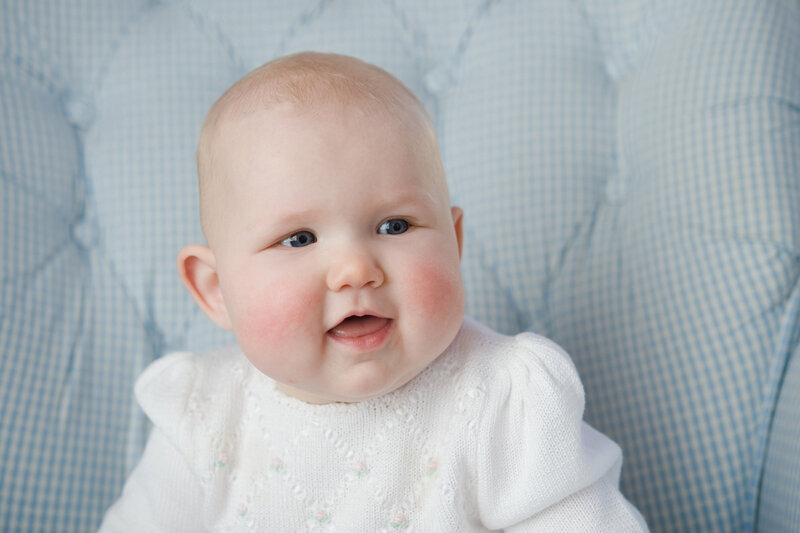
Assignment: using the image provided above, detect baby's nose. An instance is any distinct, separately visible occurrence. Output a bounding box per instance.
[326,248,384,291]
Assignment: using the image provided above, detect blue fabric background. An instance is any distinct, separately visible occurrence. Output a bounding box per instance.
[1,1,798,531]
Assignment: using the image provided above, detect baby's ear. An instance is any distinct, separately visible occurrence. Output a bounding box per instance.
[177,244,233,330]
[451,206,464,259]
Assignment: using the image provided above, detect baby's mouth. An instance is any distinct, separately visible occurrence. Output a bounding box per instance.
[328,315,391,339]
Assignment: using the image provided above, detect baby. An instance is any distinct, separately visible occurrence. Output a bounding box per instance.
[101,52,648,532]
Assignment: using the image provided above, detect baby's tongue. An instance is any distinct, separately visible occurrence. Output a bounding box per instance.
[329,315,388,338]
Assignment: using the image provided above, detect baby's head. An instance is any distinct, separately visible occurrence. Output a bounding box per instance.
[179,52,465,404]
[196,52,449,243]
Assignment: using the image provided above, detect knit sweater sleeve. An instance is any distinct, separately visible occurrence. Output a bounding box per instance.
[98,352,207,533]
[473,333,649,532]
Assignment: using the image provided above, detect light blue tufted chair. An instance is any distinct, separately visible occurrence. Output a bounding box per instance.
[2,1,799,531]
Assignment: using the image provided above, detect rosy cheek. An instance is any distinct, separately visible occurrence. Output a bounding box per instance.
[234,281,317,356]
[405,257,464,322]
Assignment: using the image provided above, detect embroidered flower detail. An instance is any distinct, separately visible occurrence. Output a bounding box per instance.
[425,459,439,477]
[351,460,371,478]
[312,508,331,524]
[270,457,285,473]
[237,503,248,518]
[215,451,229,468]
[388,511,409,529]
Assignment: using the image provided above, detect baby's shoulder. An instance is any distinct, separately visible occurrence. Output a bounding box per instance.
[453,318,584,406]
[134,346,255,452]
[453,320,626,528]
[135,346,246,405]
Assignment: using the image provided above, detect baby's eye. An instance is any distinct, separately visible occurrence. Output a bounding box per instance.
[378,219,410,235]
[281,230,317,248]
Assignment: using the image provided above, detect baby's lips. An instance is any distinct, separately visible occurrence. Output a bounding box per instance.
[329,315,390,338]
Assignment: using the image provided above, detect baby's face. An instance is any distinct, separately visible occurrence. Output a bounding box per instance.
[207,105,465,404]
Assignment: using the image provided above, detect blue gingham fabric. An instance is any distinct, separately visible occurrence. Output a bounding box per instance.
[1,1,798,532]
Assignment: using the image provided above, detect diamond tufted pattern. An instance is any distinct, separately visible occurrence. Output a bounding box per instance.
[1,1,799,531]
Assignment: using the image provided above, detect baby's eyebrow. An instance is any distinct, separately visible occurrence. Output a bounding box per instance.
[245,207,324,234]
[371,189,441,212]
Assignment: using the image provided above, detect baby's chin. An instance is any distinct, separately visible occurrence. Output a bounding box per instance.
[276,384,385,405]
[276,366,427,405]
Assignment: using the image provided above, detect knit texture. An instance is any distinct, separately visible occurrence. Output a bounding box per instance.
[100,319,647,532]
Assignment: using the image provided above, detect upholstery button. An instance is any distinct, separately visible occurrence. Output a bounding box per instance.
[605,178,627,202]
[423,63,455,94]
[605,161,629,202]
[63,93,96,130]
[71,217,101,249]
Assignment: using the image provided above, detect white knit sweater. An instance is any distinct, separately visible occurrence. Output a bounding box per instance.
[100,318,648,532]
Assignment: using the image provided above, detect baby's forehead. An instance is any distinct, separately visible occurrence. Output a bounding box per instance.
[217,110,446,204]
